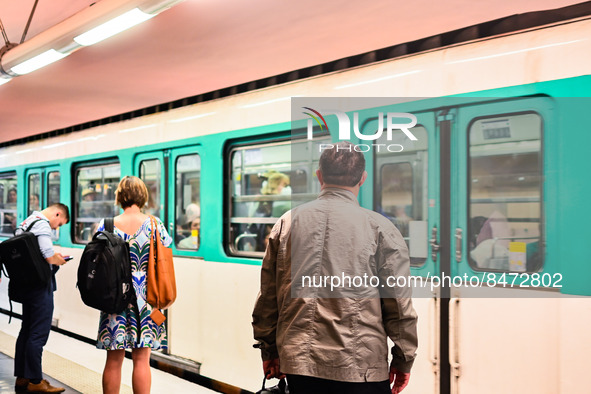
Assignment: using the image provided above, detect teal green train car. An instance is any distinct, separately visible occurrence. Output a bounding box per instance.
[1,12,591,394]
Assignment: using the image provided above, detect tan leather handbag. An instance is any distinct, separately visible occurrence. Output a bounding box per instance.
[147,216,176,325]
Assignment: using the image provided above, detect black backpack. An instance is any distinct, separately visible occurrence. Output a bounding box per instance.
[0,219,52,302]
[77,218,135,314]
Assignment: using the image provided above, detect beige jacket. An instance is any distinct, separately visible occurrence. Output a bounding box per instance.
[252,188,418,382]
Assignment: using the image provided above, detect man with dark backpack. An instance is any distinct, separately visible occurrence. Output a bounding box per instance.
[0,203,70,393]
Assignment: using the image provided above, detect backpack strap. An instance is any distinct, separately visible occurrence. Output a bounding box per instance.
[25,219,45,232]
[104,217,114,233]
[15,218,46,236]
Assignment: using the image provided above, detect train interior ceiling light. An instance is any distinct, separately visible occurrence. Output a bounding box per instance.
[0,0,184,82]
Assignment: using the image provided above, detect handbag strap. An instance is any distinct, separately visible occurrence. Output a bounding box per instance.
[149,215,158,242]
[149,215,160,257]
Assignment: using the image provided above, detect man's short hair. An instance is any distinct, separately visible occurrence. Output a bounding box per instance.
[50,203,70,223]
[115,176,149,209]
[318,141,366,187]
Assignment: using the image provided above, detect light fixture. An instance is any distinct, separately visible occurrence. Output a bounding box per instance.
[334,70,422,90]
[74,8,154,46]
[11,49,67,75]
[169,113,216,123]
[240,96,302,109]
[0,0,184,79]
[446,40,581,64]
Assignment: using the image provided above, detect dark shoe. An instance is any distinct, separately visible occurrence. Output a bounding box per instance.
[26,379,65,393]
[15,377,29,392]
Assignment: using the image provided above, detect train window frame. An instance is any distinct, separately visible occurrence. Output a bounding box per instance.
[47,171,61,207]
[466,111,544,273]
[139,158,163,219]
[27,172,42,215]
[0,171,18,237]
[73,160,121,244]
[173,153,201,252]
[372,123,429,267]
[225,136,327,259]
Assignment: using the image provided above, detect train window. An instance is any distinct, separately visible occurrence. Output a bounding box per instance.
[228,138,326,257]
[74,163,121,243]
[28,173,41,215]
[139,159,161,218]
[375,126,429,266]
[0,172,18,236]
[47,171,60,206]
[468,113,543,272]
[175,154,201,250]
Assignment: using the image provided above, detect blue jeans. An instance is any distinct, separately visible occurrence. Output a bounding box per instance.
[14,285,54,381]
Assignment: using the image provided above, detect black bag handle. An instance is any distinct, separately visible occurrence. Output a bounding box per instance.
[258,376,287,393]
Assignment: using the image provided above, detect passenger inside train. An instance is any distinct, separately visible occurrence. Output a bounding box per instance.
[177,203,201,249]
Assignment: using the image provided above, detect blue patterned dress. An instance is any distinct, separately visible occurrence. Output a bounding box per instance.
[95,217,172,350]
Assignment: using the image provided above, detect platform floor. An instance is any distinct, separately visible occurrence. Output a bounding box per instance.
[0,315,216,394]
[0,352,81,394]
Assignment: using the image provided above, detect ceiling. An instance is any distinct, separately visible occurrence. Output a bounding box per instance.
[0,0,583,144]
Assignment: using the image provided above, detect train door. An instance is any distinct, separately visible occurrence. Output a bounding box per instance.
[25,166,61,239]
[25,168,43,215]
[368,110,440,394]
[135,147,202,255]
[448,97,554,394]
[134,146,202,351]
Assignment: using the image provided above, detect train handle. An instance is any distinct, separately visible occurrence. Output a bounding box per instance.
[430,226,440,262]
[455,228,463,263]
[428,297,439,376]
[449,297,461,393]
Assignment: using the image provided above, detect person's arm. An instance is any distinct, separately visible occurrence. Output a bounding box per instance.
[46,253,66,266]
[252,219,284,378]
[151,216,173,247]
[377,227,418,392]
[36,222,66,266]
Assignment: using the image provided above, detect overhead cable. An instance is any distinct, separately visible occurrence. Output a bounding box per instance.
[21,0,40,44]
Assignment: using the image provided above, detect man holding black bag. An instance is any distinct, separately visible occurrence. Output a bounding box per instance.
[11,203,70,393]
[253,142,418,394]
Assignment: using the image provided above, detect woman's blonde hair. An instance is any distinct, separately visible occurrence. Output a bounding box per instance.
[261,171,290,195]
[115,176,148,209]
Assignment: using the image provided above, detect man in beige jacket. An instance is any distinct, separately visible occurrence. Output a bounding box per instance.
[253,141,418,394]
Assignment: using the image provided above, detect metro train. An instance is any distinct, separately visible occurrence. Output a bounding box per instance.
[2,7,591,394]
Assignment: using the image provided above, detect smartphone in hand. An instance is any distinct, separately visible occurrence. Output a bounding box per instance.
[63,256,73,261]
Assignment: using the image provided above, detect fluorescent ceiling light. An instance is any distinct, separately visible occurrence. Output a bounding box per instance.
[119,124,157,133]
[0,77,11,86]
[15,148,35,155]
[447,40,581,64]
[77,134,106,142]
[334,70,422,89]
[11,49,68,75]
[169,113,216,123]
[74,8,154,46]
[42,141,74,149]
[241,96,301,109]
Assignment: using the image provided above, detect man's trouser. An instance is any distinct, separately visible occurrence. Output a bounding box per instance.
[14,285,54,381]
[286,374,391,394]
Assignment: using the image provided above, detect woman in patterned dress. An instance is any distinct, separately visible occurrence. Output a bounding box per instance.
[96,176,172,394]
